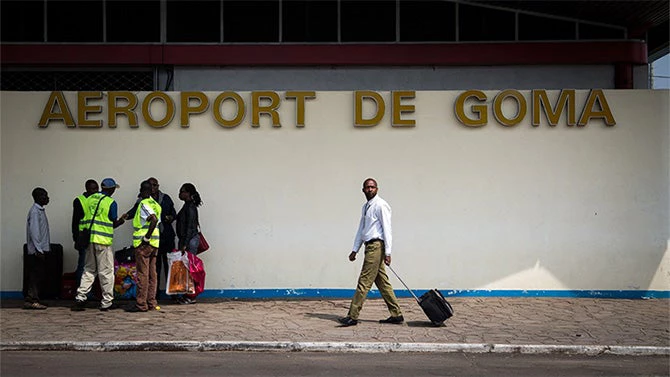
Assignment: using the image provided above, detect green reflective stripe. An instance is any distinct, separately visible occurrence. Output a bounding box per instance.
[89,195,115,246]
[132,197,162,248]
[133,235,160,240]
[91,230,114,238]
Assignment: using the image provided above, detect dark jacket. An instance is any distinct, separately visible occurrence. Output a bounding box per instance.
[176,201,199,250]
[71,193,91,242]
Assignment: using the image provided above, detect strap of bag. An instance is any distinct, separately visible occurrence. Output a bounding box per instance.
[387,265,421,304]
[86,194,106,230]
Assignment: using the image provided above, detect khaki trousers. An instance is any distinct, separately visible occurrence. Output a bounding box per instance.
[347,241,402,320]
[75,243,115,308]
[134,244,158,311]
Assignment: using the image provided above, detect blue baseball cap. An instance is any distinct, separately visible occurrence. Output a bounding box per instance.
[101,178,120,189]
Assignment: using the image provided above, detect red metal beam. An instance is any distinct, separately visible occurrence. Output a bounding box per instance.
[1,41,647,66]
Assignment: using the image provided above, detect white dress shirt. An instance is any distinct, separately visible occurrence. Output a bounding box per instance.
[352,195,393,255]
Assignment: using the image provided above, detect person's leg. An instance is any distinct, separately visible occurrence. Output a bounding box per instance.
[75,244,97,302]
[25,254,43,304]
[75,247,86,284]
[97,244,116,309]
[134,245,150,311]
[147,247,159,309]
[155,246,170,300]
[375,263,403,318]
[186,234,200,254]
[346,242,382,320]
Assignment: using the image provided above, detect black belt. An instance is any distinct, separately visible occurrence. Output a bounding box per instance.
[365,238,384,246]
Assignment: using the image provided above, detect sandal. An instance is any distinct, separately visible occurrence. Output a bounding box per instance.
[23,302,47,310]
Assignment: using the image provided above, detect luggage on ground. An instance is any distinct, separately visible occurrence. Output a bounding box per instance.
[388,266,454,326]
[417,289,454,326]
[22,243,63,299]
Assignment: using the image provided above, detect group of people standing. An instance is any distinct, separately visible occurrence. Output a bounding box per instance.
[26,176,404,327]
[24,177,203,313]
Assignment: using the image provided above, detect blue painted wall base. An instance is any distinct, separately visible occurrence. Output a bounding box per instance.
[1,289,668,300]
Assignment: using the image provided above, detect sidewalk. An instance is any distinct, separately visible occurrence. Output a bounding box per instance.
[1,297,669,355]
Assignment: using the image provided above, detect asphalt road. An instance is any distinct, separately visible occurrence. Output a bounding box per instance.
[1,351,668,377]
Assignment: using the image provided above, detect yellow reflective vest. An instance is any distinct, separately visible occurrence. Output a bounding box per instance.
[133,197,162,248]
[88,193,115,246]
[77,194,92,231]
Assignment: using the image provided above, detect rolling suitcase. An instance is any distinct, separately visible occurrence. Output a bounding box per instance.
[389,266,454,326]
[23,243,63,299]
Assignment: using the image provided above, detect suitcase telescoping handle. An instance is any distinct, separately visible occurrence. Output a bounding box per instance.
[388,265,421,304]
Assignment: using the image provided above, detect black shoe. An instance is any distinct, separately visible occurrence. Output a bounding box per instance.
[379,315,404,324]
[124,305,147,313]
[70,300,86,312]
[338,317,358,327]
[99,303,119,312]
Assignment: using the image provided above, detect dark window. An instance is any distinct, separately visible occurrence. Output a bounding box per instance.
[341,0,395,42]
[519,14,575,41]
[282,0,337,42]
[459,4,515,41]
[167,1,220,43]
[0,71,154,91]
[1,1,44,42]
[47,0,103,42]
[107,0,160,42]
[224,1,279,42]
[579,23,625,40]
[400,0,455,42]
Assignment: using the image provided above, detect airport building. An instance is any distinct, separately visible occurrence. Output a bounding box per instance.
[1,1,668,298]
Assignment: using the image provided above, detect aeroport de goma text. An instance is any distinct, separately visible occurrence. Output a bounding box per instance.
[38,89,616,129]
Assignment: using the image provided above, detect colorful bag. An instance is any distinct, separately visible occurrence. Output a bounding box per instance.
[166,251,194,295]
[185,252,206,298]
[114,261,137,299]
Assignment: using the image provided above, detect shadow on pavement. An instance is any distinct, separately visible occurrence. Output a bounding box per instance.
[305,312,341,323]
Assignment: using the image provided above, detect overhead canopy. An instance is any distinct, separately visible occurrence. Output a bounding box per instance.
[471,0,669,60]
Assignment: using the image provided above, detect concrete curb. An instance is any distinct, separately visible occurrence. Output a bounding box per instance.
[2,341,668,355]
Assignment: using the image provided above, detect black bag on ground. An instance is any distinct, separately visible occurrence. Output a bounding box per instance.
[418,289,454,326]
[388,266,454,326]
[74,229,90,250]
[115,246,135,264]
[22,243,63,299]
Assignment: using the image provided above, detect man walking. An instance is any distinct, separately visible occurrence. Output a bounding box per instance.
[71,179,98,284]
[339,178,403,327]
[125,180,161,312]
[24,187,51,310]
[72,178,125,311]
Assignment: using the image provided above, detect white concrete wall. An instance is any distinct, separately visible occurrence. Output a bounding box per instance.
[1,90,668,295]
[174,66,615,91]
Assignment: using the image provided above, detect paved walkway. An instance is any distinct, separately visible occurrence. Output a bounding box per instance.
[1,297,669,354]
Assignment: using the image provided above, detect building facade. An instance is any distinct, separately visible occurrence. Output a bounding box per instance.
[1,1,668,298]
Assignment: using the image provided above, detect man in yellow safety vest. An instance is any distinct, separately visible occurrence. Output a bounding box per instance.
[125,180,161,312]
[71,178,126,312]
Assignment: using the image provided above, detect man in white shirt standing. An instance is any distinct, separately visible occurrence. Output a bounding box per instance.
[339,178,403,327]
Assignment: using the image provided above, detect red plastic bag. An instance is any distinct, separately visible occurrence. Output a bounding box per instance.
[185,252,206,298]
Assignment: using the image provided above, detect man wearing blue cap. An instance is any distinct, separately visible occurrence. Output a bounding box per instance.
[72,178,127,312]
